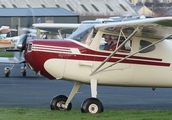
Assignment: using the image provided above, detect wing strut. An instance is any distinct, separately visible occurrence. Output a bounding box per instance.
[91,34,172,76]
[90,26,139,76]
[58,29,63,39]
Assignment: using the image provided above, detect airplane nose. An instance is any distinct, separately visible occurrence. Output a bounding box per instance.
[24,42,56,80]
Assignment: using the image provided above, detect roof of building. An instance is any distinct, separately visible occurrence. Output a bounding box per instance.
[0,0,137,16]
[0,8,78,17]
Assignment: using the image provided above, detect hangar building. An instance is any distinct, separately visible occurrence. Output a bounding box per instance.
[0,0,137,22]
[0,7,79,35]
[0,0,137,35]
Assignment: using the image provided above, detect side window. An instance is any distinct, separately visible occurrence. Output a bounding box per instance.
[100,34,131,53]
[139,40,155,53]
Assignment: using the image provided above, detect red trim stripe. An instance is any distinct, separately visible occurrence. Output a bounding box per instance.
[32,44,170,67]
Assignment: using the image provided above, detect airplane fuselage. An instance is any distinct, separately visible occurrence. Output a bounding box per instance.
[24,38,172,88]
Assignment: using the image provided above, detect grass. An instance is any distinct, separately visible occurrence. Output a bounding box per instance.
[0,108,172,120]
[0,48,14,57]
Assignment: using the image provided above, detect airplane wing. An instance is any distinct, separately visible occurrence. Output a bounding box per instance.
[32,23,81,35]
[95,17,172,39]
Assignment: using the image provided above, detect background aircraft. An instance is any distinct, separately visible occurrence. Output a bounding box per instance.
[0,32,36,77]
[22,17,172,114]
[0,26,18,48]
[0,24,62,77]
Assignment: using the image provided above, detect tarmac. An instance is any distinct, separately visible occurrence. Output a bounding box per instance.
[0,64,172,110]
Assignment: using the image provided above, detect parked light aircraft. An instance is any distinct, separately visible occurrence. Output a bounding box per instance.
[0,26,17,35]
[22,17,172,114]
[0,26,18,48]
[0,33,36,77]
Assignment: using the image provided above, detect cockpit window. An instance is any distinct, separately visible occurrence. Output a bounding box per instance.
[100,34,132,53]
[139,40,155,53]
[68,24,94,44]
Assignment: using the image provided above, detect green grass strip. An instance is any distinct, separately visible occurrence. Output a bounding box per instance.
[0,48,14,57]
[0,108,172,120]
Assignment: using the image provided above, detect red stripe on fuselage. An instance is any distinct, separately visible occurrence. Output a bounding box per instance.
[30,39,169,67]
[31,39,162,62]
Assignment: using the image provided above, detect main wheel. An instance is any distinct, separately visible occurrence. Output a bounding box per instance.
[22,71,26,76]
[50,95,72,111]
[5,73,10,77]
[81,98,104,114]
[4,67,10,77]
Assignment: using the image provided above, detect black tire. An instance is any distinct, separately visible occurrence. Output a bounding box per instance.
[22,71,26,76]
[81,98,104,114]
[5,73,10,77]
[50,95,72,111]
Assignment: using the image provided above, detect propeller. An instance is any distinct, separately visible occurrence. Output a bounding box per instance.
[5,8,36,61]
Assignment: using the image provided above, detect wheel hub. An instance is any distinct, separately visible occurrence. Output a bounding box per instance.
[88,104,98,114]
[56,101,65,110]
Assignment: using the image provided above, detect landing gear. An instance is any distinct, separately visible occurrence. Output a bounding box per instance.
[21,64,27,77]
[4,67,10,77]
[50,80,104,114]
[81,98,104,114]
[22,71,26,76]
[4,64,27,77]
[50,82,81,111]
[50,95,72,111]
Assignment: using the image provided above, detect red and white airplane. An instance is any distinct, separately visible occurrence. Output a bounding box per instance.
[23,17,172,114]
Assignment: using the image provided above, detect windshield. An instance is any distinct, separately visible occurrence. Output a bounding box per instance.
[68,24,95,43]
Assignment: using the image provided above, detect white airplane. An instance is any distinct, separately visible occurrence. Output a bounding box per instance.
[0,26,17,35]
[0,26,18,48]
[0,33,36,77]
[22,17,172,114]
